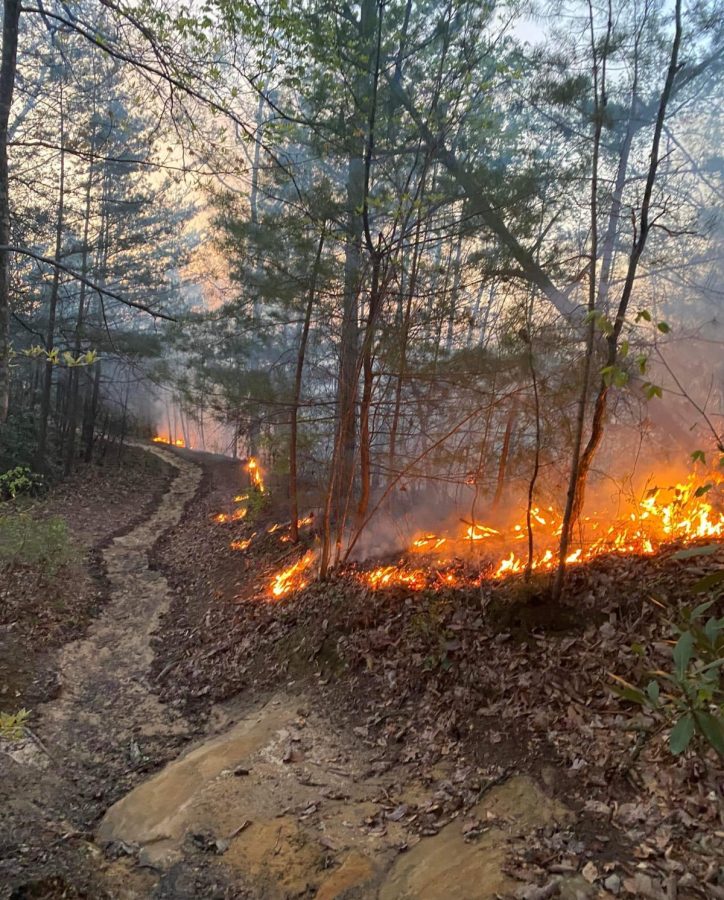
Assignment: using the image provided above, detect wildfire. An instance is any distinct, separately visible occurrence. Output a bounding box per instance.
[231,536,254,551]
[358,565,463,591]
[247,457,264,492]
[214,507,247,524]
[465,523,501,541]
[152,435,185,447]
[264,472,723,595]
[270,552,315,598]
[411,535,449,553]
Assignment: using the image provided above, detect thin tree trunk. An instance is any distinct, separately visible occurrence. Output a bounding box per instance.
[357,252,383,522]
[553,0,612,599]
[290,224,325,543]
[0,0,20,422]
[570,0,682,527]
[37,83,66,468]
[64,125,96,475]
[388,162,429,481]
[492,404,516,510]
[82,360,101,462]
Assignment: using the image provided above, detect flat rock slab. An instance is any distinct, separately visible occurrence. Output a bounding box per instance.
[97,697,294,867]
[99,692,582,899]
[379,775,572,900]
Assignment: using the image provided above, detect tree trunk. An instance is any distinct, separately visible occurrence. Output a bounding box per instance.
[357,252,383,523]
[492,404,516,510]
[554,0,681,597]
[290,225,325,543]
[82,360,101,463]
[0,0,20,422]
[37,83,66,468]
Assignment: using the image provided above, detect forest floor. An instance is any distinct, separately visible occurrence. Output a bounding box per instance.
[0,444,722,900]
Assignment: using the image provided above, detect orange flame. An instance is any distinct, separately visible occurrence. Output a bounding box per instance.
[152,435,185,448]
[265,473,722,595]
[214,507,247,524]
[465,523,501,541]
[270,552,315,598]
[247,457,265,493]
[365,474,723,589]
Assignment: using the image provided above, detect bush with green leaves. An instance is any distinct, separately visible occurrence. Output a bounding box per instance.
[0,411,39,471]
[612,545,724,759]
[0,465,46,501]
[0,513,76,574]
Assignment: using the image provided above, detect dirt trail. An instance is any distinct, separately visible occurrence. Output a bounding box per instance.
[98,691,591,899]
[36,445,201,773]
[1,446,204,898]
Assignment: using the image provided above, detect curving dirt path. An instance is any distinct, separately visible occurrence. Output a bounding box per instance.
[0,446,207,899]
[36,445,202,785]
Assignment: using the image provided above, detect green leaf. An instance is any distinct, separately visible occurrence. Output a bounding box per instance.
[692,572,724,593]
[673,631,694,679]
[646,680,660,704]
[609,675,647,705]
[690,599,716,619]
[636,309,652,322]
[657,321,671,334]
[694,712,724,758]
[671,543,721,560]
[669,714,694,754]
[703,616,723,643]
[694,483,713,497]
[691,450,706,465]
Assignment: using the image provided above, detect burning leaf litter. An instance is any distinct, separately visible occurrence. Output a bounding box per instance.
[152,435,185,447]
[270,551,315,598]
[349,474,723,590]
[213,507,247,524]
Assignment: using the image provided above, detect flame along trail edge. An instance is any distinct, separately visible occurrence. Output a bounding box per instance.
[212,466,723,600]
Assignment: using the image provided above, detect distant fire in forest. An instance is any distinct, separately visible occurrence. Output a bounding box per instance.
[264,472,723,597]
[356,472,723,589]
[152,435,185,447]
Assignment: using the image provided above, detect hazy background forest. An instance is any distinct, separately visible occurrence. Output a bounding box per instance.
[1,0,722,587]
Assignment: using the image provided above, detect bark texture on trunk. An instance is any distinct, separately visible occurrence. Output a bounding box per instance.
[0,0,21,422]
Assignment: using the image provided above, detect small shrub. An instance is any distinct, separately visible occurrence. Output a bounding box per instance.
[0,514,76,574]
[0,465,46,501]
[0,708,30,741]
[246,487,269,522]
[0,411,39,471]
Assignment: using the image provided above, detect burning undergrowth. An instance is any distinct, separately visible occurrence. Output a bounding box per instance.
[251,468,723,602]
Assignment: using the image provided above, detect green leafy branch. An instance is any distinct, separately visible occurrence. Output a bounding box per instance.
[611,544,724,758]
